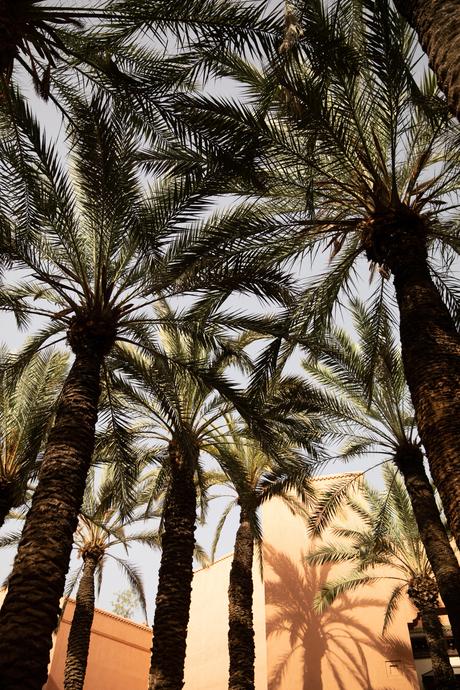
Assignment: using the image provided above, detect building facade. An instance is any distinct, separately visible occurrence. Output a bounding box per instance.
[41,474,456,690]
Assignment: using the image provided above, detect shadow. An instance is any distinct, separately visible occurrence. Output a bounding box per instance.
[264,546,416,690]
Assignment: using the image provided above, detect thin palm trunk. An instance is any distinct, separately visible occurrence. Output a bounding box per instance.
[228,508,255,690]
[416,602,456,689]
[393,0,460,121]
[387,228,460,551]
[149,440,197,690]
[0,350,103,690]
[396,444,460,654]
[64,553,100,690]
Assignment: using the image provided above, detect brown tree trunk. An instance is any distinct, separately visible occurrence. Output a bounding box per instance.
[0,351,103,690]
[149,439,197,690]
[389,229,460,551]
[395,444,460,654]
[419,606,456,690]
[228,508,255,690]
[393,0,460,121]
[64,553,100,690]
[409,577,455,689]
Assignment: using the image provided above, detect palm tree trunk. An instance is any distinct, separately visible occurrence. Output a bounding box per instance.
[408,576,455,689]
[228,507,255,690]
[149,440,197,690]
[418,605,456,689]
[391,238,460,551]
[0,350,103,690]
[393,0,460,121]
[64,554,99,690]
[395,444,460,654]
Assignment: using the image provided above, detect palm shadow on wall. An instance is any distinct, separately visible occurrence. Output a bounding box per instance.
[264,546,416,690]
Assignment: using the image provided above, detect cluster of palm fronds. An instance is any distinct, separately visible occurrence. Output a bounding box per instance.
[0,1,459,690]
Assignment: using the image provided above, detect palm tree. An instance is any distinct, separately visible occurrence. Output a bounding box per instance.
[63,470,159,690]
[164,0,460,552]
[0,94,286,690]
[109,313,253,690]
[0,348,68,526]
[308,467,456,690]
[393,0,460,120]
[209,418,316,690]
[301,297,460,654]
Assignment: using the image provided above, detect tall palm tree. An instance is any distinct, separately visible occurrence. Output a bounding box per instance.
[392,0,460,121]
[209,418,316,690]
[163,0,460,551]
[63,470,159,690]
[301,297,460,654]
[0,94,287,690]
[109,313,253,690]
[0,348,68,526]
[308,467,457,690]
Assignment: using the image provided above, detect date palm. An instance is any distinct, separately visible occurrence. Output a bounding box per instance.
[165,0,460,552]
[209,417,316,690]
[302,297,460,655]
[109,312,254,690]
[308,467,456,689]
[0,92,287,690]
[0,348,67,526]
[63,470,159,690]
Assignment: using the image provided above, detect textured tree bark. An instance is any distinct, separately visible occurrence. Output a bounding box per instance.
[63,554,99,690]
[149,440,197,690]
[392,246,460,551]
[418,604,456,689]
[228,508,255,690]
[393,0,460,121]
[0,351,103,690]
[395,445,460,654]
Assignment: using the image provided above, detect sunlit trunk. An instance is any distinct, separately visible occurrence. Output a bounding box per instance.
[149,440,197,690]
[64,552,100,690]
[228,508,255,690]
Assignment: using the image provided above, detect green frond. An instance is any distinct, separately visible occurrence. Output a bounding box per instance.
[314,573,380,613]
[382,583,407,635]
[307,474,362,536]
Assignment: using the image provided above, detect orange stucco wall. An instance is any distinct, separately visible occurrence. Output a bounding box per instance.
[183,553,268,690]
[44,601,151,690]
[262,493,419,690]
[24,472,427,689]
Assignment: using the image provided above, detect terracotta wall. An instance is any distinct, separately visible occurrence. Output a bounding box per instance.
[18,472,428,690]
[183,554,268,690]
[44,601,151,690]
[261,487,420,690]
